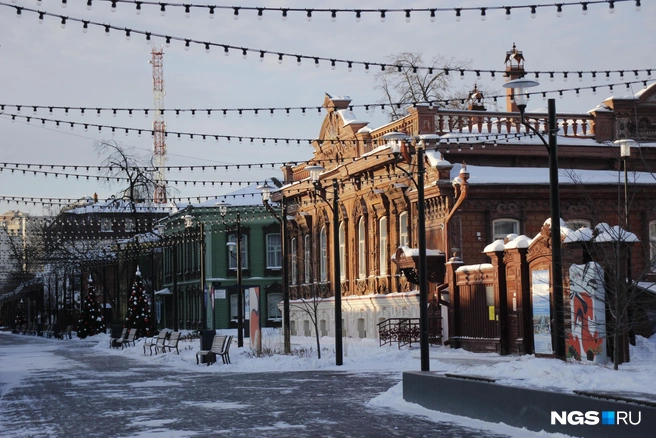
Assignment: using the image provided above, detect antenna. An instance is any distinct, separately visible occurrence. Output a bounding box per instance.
[151,47,167,203]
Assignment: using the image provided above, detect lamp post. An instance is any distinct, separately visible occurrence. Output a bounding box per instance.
[258,181,291,355]
[503,78,566,360]
[219,202,244,348]
[184,208,206,330]
[305,166,343,366]
[382,131,435,372]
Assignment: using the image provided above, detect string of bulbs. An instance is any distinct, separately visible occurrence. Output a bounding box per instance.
[2,112,549,145]
[23,0,641,22]
[2,78,654,118]
[0,166,275,187]
[1,2,648,80]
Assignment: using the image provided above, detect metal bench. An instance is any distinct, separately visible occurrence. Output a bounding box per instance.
[196,335,226,366]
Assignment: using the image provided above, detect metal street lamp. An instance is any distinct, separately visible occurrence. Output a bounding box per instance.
[258,181,291,355]
[183,208,206,330]
[616,138,637,279]
[382,131,436,372]
[219,201,244,348]
[305,165,343,366]
[503,78,566,360]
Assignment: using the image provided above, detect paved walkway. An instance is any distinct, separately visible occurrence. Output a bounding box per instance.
[0,334,509,438]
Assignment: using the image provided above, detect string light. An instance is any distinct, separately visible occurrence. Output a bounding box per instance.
[10,5,647,78]
[72,1,638,20]
[5,79,651,119]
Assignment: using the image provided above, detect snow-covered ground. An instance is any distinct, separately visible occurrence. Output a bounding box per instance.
[87,328,656,398]
[3,329,656,437]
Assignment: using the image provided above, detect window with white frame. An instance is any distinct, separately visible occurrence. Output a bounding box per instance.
[124,218,135,232]
[290,238,297,285]
[267,293,283,321]
[304,235,311,283]
[492,219,520,240]
[650,220,656,271]
[320,227,328,282]
[228,234,248,269]
[566,219,592,231]
[100,218,113,233]
[339,222,346,280]
[379,217,388,275]
[358,217,366,278]
[399,212,409,247]
[266,233,282,269]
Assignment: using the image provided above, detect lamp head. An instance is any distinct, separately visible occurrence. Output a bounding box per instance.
[305,165,325,189]
[382,132,409,159]
[257,181,272,202]
[215,200,230,217]
[183,214,194,228]
[503,78,540,114]
[614,138,636,158]
[226,241,237,252]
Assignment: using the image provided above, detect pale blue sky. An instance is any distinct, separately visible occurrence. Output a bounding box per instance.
[0,0,653,215]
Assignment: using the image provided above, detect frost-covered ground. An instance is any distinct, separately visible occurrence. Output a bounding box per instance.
[2,329,655,437]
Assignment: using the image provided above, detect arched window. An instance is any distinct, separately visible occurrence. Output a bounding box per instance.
[492,219,519,241]
[379,217,388,275]
[320,227,328,282]
[358,217,366,278]
[399,211,409,247]
[290,238,297,285]
[339,222,346,280]
[304,234,311,284]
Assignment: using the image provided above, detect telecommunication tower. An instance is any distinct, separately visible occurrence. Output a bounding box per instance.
[150,47,167,203]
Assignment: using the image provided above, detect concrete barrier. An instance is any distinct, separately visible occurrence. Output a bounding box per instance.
[403,372,655,438]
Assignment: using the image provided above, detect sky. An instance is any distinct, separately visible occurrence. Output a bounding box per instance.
[2,328,655,436]
[0,0,654,216]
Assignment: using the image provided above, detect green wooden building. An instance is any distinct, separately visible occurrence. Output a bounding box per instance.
[157,192,284,333]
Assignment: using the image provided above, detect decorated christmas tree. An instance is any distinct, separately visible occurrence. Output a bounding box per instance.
[77,275,106,338]
[15,299,26,327]
[124,267,154,337]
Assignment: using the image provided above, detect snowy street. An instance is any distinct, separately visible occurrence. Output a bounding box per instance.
[0,334,512,438]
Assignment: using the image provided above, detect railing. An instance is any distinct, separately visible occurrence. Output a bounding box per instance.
[378,318,420,349]
[434,109,594,138]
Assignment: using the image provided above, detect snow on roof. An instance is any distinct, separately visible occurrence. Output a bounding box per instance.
[593,222,640,243]
[66,199,173,214]
[390,246,444,259]
[483,239,505,253]
[326,94,351,102]
[198,178,278,207]
[336,108,368,127]
[506,235,532,249]
[450,163,656,185]
[456,263,493,272]
[636,282,656,294]
[588,104,612,113]
[563,227,594,243]
[425,150,452,169]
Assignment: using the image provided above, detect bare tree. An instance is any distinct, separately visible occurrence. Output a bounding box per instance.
[375,52,493,121]
[291,281,329,359]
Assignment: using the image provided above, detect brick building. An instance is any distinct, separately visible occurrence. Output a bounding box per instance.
[276,47,656,353]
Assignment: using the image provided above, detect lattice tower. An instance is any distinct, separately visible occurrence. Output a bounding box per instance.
[151,47,167,203]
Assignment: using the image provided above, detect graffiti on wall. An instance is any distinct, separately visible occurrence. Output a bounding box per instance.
[567,263,607,363]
